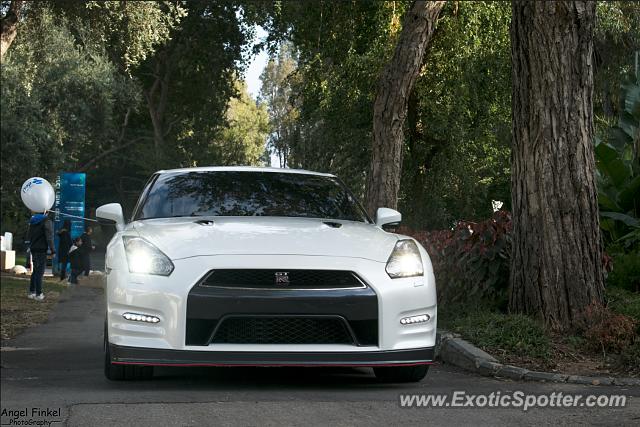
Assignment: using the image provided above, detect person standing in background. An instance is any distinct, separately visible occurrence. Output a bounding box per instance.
[28,211,55,300]
[68,237,83,285]
[57,219,72,281]
[79,225,94,277]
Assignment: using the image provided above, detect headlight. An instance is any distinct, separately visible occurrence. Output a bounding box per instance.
[123,236,174,276]
[385,239,424,278]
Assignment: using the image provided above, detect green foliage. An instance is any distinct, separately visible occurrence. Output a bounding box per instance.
[594,1,640,122]
[606,286,640,373]
[596,79,640,251]
[446,311,551,360]
[619,340,640,373]
[0,8,139,233]
[213,81,270,166]
[400,1,512,229]
[256,1,512,225]
[253,1,637,231]
[50,0,187,72]
[607,251,640,293]
[88,1,186,71]
[259,43,299,167]
[607,286,640,322]
[1,0,268,228]
[137,0,250,169]
[2,0,637,259]
[255,1,405,194]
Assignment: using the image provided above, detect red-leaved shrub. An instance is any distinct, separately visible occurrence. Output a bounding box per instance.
[399,210,512,306]
[575,302,637,353]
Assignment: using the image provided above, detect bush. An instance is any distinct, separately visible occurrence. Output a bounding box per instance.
[607,250,640,292]
[400,210,511,306]
[606,286,640,325]
[595,79,640,251]
[575,303,637,353]
[447,311,551,360]
[619,340,640,375]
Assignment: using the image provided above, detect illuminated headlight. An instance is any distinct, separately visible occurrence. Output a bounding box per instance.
[385,239,424,278]
[400,314,430,325]
[123,236,174,276]
[123,312,160,323]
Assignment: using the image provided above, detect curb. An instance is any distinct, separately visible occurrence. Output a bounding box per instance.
[436,331,640,387]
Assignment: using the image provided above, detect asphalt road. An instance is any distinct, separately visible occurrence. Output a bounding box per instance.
[1,285,638,426]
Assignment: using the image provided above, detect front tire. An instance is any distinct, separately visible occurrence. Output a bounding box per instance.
[104,323,153,381]
[374,365,429,383]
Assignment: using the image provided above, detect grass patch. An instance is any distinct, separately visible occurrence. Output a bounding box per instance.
[620,341,640,374]
[443,309,551,361]
[15,253,27,267]
[0,276,68,341]
[439,289,640,375]
[606,286,640,323]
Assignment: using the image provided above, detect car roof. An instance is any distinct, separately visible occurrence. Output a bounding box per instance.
[156,166,335,177]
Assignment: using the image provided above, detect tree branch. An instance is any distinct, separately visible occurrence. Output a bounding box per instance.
[163,117,180,137]
[78,137,149,172]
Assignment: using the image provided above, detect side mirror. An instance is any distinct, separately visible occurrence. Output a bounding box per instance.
[375,207,402,227]
[96,203,125,232]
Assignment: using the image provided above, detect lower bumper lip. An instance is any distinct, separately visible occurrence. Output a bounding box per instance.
[112,362,434,367]
[109,344,435,367]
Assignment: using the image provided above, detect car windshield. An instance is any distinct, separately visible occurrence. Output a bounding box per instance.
[135,171,370,223]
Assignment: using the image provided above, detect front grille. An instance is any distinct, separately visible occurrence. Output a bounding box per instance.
[211,316,355,345]
[200,269,365,289]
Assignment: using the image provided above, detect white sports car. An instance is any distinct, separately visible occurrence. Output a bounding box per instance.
[97,167,437,382]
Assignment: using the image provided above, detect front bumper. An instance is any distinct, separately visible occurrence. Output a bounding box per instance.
[110,344,435,367]
[106,254,437,354]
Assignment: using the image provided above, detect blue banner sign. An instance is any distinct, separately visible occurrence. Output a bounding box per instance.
[53,173,86,273]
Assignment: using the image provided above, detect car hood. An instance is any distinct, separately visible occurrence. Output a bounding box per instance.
[130,217,398,262]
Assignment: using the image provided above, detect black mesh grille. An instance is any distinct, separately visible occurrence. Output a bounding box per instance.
[211,316,355,344]
[201,270,364,289]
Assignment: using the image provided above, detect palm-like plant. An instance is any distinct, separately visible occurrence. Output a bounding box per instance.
[595,76,640,251]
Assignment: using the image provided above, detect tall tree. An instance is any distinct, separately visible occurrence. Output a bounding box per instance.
[0,7,140,231]
[260,43,298,168]
[213,80,270,166]
[509,1,604,329]
[136,0,247,167]
[365,0,445,216]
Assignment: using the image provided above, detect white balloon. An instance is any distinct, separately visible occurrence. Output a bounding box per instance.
[21,177,55,212]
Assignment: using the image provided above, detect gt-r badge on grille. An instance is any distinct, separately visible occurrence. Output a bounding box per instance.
[275,272,289,285]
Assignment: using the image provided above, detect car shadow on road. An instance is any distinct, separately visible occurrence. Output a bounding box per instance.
[95,365,450,392]
[144,366,402,388]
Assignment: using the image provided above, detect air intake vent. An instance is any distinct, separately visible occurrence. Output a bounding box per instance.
[323,221,342,228]
[194,219,214,226]
[211,316,355,345]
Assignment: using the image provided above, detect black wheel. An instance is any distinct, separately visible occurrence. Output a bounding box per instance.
[374,365,429,383]
[104,323,153,381]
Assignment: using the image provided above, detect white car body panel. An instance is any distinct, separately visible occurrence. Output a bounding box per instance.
[130,217,399,262]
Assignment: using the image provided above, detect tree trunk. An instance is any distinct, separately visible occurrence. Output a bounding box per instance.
[365,1,444,217]
[509,1,604,330]
[144,51,172,167]
[147,99,166,164]
[0,1,23,63]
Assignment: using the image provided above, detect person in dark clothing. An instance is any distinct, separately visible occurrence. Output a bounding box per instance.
[79,226,94,277]
[57,219,73,281]
[28,211,55,300]
[68,237,83,285]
